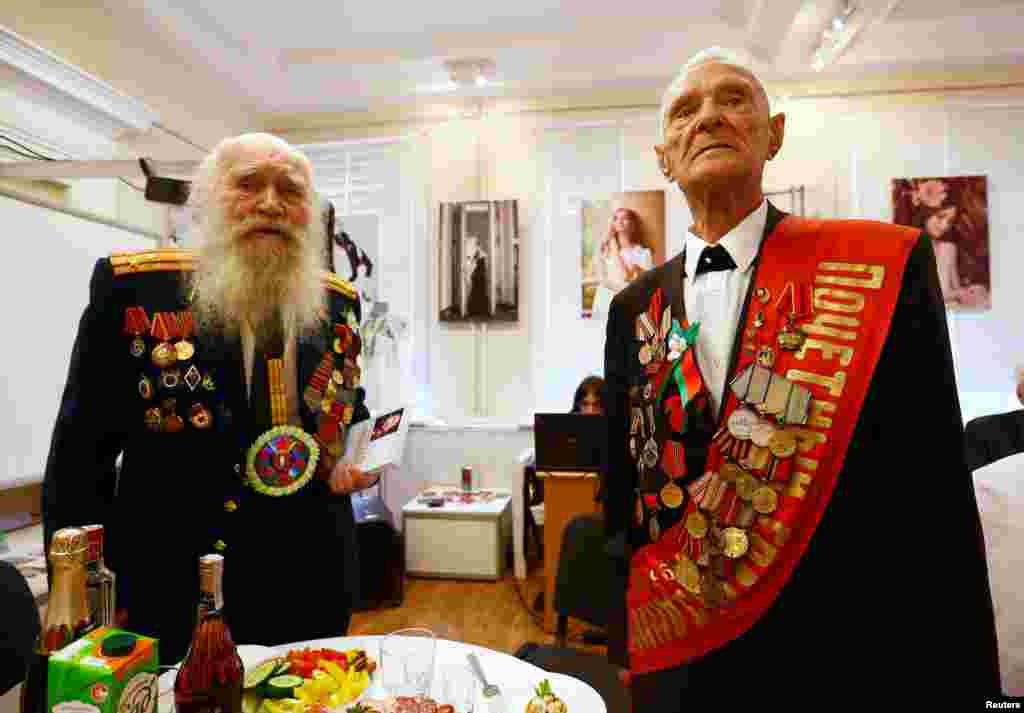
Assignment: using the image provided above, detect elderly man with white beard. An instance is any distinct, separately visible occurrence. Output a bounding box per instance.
[42,133,376,664]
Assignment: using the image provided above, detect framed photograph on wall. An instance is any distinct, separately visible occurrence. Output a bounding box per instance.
[892,176,990,311]
[581,190,666,319]
[438,200,520,323]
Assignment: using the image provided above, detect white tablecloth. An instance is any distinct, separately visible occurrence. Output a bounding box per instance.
[159,636,606,713]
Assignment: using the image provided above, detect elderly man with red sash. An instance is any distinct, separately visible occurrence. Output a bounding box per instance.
[602,48,1001,706]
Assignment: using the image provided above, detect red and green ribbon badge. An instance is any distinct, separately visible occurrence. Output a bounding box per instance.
[657,319,703,433]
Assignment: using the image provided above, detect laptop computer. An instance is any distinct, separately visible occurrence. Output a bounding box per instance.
[533,413,606,473]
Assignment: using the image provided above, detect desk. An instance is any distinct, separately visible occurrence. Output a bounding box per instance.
[537,470,601,634]
[158,636,606,713]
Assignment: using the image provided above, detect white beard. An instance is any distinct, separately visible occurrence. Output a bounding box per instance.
[189,204,326,341]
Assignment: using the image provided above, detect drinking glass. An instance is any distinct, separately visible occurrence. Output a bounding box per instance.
[381,628,436,699]
[435,665,479,713]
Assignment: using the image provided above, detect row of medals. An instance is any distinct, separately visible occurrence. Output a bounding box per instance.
[129,319,216,433]
[303,325,362,460]
[643,285,810,607]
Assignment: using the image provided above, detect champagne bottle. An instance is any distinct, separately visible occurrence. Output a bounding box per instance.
[83,524,116,628]
[19,527,93,713]
[173,554,244,713]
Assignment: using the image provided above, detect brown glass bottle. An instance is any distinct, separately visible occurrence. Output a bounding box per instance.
[19,527,93,713]
[173,554,244,713]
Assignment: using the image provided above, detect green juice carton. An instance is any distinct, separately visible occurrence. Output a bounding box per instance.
[47,627,159,713]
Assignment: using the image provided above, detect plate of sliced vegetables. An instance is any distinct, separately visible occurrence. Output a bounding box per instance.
[242,647,378,713]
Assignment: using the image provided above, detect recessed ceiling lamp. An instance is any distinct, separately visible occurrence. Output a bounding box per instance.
[443,58,497,90]
[811,0,858,71]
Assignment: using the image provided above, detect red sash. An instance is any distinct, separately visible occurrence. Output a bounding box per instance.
[627,216,919,674]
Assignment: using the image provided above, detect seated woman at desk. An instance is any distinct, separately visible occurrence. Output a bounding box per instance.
[572,375,605,416]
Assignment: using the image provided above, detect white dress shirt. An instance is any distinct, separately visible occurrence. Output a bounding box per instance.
[683,200,768,421]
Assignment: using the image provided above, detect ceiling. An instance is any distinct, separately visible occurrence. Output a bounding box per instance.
[105,0,1024,120]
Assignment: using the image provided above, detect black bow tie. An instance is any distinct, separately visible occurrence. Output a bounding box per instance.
[695,244,737,276]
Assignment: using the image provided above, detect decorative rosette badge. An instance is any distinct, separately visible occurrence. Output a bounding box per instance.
[247,425,320,497]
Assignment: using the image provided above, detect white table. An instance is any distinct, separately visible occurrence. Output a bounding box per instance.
[402,492,512,580]
[159,636,606,713]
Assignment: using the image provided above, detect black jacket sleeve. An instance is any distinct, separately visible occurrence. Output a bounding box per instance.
[41,259,128,588]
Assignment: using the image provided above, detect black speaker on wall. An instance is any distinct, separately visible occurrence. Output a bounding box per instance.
[351,493,404,611]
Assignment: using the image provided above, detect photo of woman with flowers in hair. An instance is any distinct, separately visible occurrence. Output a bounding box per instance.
[892,175,990,311]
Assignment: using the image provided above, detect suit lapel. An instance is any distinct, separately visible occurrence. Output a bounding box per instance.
[663,250,688,329]
[717,201,789,416]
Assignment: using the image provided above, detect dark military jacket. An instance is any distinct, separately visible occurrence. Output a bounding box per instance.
[603,203,1001,701]
[42,249,369,664]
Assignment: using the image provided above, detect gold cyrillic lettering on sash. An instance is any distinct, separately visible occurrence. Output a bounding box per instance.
[787,368,847,398]
[808,401,836,429]
[795,338,856,367]
[675,594,708,628]
[816,262,885,290]
[813,287,866,314]
[736,561,759,588]
[787,427,828,455]
[786,472,815,499]
[757,516,792,547]
[795,456,819,472]
[748,532,777,568]
[800,312,860,341]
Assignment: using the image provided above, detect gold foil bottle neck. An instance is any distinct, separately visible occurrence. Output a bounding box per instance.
[49,527,88,564]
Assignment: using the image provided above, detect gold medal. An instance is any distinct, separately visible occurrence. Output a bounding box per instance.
[130,337,146,358]
[660,482,685,509]
[768,429,798,459]
[201,373,216,391]
[674,556,702,595]
[727,407,758,440]
[143,407,163,432]
[648,515,661,542]
[639,344,652,366]
[750,419,778,448]
[138,375,154,400]
[722,527,750,559]
[151,342,177,369]
[189,403,213,430]
[332,369,344,385]
[333,336,345,354]
[753,486,778,514]
[175,340,195,361]
[719,462,743,483]
[685,510,708,539]
[754,286,771,304]
[756,345,776,368]
[321,398,334,414]
[735,472,759,501]
[753,311,765,328]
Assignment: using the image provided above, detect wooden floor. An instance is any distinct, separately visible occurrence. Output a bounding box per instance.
[349,561,607,659]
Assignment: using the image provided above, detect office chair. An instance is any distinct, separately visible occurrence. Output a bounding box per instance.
[515,514,629,713]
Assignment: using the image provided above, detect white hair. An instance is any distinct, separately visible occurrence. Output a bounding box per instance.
[658,46,768,140]
[187,133,326,339]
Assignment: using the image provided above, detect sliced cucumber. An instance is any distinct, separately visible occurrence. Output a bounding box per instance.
[245,659,283,690]
[274,660,293,676]
[265,675,304,699]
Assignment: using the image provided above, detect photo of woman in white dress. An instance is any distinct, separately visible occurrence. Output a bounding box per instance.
[590,207,654,316]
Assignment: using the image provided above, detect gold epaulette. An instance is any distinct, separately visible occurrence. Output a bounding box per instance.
[110,248,196,276]
[321,270,357,300]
